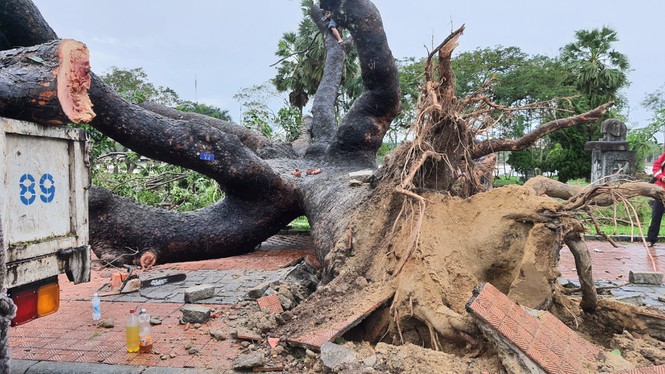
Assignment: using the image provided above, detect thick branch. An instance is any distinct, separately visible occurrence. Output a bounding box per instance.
[88,74,298,201]
[471,102,614,159]
[306,4,345,156]
[324,0,401,164]
[0,0,57,50]
[89,186,303,265]
[563,232,597,313]
[138,101,296,159]
[0,39,94,124]
[525,176,665,209]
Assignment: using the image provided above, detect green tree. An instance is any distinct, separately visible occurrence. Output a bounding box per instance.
[451,47,575,177]
[560,27,629,110]
[272,0,360,119]
[642,84,665,152]
[176,101,233,122]
[548,26,630,182]
[102,66,179,106]
[388,57,424,143]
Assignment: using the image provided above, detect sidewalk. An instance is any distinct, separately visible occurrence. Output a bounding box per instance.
[7,236,665,373]
[9,234,317,373]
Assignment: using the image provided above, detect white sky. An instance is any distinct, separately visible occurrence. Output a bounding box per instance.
[32,0,665,129]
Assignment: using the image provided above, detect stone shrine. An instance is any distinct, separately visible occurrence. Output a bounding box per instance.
[584,119,636,182]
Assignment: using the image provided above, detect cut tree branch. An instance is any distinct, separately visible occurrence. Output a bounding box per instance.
[470,102,614,159]
[0,39,94,124]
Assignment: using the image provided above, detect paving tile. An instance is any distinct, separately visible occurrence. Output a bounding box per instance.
[7,234,317,370]
[256,294,284,313]
[613,366,665,374]
[559,241,665,281]
[468,283,601,374]
[287,286,393,350]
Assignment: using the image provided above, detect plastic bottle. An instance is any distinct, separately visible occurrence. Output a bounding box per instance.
[92,293,101,321]
[138,308,153,353]
[126,309,139,353]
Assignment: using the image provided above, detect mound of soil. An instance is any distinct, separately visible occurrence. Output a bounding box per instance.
[275,184,665,373]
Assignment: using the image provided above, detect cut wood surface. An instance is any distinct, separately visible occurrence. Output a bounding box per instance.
[0,39,94,124]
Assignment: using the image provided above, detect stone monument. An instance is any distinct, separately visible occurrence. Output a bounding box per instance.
[584,119,636,182]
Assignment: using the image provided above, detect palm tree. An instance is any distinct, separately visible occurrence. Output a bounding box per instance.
[560,26,630,110]
[272,0,359,119]
[547,26,630,182]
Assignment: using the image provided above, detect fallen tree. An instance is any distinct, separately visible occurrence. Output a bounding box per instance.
[2,0,664,371]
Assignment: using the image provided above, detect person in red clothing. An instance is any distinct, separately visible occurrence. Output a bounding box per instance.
[647,151,665,246]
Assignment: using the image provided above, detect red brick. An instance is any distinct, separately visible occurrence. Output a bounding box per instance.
[256,294,284,313]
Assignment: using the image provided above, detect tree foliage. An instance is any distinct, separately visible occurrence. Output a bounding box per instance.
[272,0,359,117]
[176,101,232,122]
[547,26,630,182]
[102,66,179,106]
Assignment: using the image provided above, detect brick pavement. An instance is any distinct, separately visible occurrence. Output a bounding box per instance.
[559,239,665,282]
[9,234,314,371]
[7,236,665,371]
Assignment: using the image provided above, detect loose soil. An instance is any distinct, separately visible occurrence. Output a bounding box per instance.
[272,183,665,373]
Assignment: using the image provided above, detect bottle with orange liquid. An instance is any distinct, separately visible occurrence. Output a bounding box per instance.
[126,308,139,353]
[138,308,153,353]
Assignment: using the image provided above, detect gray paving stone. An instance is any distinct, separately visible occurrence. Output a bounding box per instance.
[8,359,38,374]
[184,284,216,303]
[181,305,211,323]
[629,271,664,285]
[23,361,144,373]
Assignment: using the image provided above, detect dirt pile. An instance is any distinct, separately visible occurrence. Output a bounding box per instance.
[276,183,665,372]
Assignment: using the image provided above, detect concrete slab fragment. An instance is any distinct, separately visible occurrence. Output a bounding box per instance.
[180,305,211,324]
[629,271,664,285]
[287,286,393,351]
[184,284,215,303]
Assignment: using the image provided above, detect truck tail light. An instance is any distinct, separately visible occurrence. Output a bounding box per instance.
[10,289,38,326]
[37,282,59,317]
[9,277,59,326]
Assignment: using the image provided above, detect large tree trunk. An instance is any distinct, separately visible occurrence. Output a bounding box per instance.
[0,0,400,267]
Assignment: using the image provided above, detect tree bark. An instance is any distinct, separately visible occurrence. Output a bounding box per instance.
[0,39,94,124]
[525,176,665,209]
[0,0,400,266]
[138,101,296,160]
[323,0,401,165]
[0,0,57,50]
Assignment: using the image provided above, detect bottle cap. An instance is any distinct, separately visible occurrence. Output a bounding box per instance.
[129,308,135,313]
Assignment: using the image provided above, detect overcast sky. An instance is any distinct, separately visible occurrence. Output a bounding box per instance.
[32,0,665,129]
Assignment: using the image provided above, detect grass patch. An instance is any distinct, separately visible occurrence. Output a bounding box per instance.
[493,176,523,187]
[288,216,310,230]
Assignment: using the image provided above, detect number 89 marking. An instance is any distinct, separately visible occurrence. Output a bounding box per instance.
[19,173,55,205]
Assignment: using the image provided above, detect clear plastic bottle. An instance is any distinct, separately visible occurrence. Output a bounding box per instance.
[92,293,101,321]
[126,308,139,353]
[138,308,153,353]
